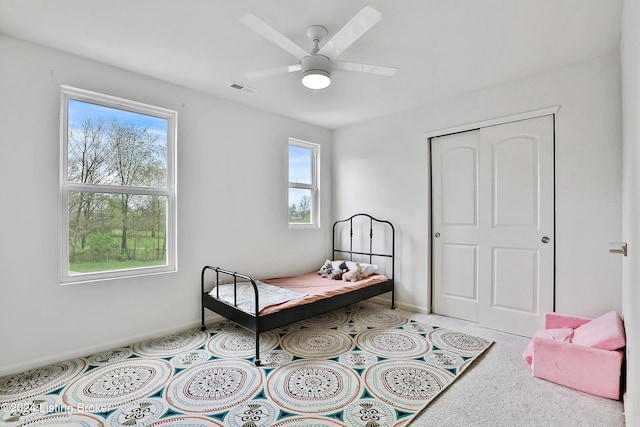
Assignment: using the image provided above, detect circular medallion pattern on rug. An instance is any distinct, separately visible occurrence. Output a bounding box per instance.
[62,359,172,409]
[271,417,345,426]
[107,397,167,427]
[344,398,397,427]
[364,359,455,411]
[266,359,361,414]
[132,330,208,358]
[147,415,224,426]
[225,399,278,427]
[0,359,86,402]
[402,322,434,334]
[165,359,263,414]
[209,320,238,332]
[337,322,368,335]
[338,350,378,370]
[351,308,407,328]
[256,350,292,368]
[428,329,492,357]
[424,350,465,370]
[297,309,350,328]
[273,323,302,334]
[207,330,278,358]
[170,350,210,370]
[281,329,353,359]
[356,329,430,359]
[87,348,133,367]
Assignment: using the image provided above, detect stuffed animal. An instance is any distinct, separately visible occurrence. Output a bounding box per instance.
[317,259,333,278]
[343,262,365,282]
[329,261,348,280]
[318,260,349,280]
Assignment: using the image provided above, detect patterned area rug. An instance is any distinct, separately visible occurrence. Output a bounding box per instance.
[0,303,492,426]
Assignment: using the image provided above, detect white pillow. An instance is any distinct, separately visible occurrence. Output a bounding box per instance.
[332,260,378,277]
[330,260,348,271]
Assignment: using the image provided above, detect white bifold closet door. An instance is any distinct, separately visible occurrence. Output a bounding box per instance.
[431,115,554,337]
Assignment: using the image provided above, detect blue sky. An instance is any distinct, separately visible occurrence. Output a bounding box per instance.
[289,145,313,210]
[68,99,168,143]
[288,144,311,184]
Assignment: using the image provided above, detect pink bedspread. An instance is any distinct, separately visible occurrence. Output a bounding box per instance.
[258,272,389,314]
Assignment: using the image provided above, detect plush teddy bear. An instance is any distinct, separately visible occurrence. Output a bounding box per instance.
[342,262,365,282]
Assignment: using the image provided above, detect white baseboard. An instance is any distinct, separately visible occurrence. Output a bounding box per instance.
[369,296,429,314]
[0,313,224,377]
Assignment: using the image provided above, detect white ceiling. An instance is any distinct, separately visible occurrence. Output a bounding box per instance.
[0,0,622,129]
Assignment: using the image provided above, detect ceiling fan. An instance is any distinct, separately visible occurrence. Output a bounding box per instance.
[239,5,398,90]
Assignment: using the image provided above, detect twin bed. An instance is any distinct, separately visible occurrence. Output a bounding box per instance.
[200,213,395,365]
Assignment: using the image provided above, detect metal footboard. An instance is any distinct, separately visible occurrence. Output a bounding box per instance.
[201,266,264,365]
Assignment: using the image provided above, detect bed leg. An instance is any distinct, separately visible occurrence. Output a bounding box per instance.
[255,333,261,367]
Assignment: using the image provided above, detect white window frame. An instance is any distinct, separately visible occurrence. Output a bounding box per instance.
[60,86,177,284]
[288,138,320,229]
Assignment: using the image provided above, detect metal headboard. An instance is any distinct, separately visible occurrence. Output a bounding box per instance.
[332,213,395,280]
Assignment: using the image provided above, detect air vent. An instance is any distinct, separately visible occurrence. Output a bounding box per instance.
[229,82,257,94]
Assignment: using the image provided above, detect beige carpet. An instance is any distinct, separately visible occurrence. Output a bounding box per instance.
[399,307,626,427]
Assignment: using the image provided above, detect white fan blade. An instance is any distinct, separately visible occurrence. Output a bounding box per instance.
[243,64,301,79]
[240,13,308,60]
[318,5,382,58]
[332,60,397,76]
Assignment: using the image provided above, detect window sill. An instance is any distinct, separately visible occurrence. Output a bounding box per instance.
[60,266,177,286]
[288,223,319,230]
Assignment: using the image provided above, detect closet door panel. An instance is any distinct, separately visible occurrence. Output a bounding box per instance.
[431,115,554,337]
[431,130,480,322]
[478,115,554,337]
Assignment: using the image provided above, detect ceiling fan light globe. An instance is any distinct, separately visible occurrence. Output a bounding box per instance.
[301,71,331,89]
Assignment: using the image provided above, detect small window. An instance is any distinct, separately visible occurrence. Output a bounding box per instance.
[60,86,177,284]
[288,138,319,228]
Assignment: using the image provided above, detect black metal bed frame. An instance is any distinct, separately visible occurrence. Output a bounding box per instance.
[200,213,395,366]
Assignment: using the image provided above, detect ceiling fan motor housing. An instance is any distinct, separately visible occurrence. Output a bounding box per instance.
[300,54,332,89]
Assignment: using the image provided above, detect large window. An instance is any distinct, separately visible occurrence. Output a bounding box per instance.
[60,86,177,284]
[288,138,319,227]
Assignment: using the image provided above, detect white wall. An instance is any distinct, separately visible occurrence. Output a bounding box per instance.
[620,0,639,422]
[0,30,628,400]
[0,36,332,375]
[333,53,622,318]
